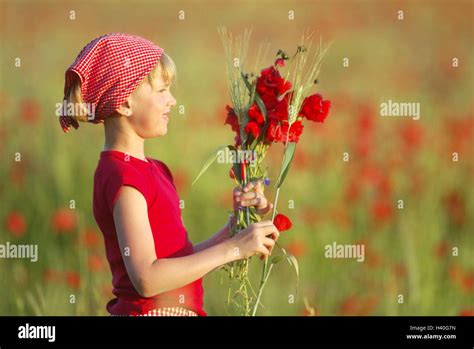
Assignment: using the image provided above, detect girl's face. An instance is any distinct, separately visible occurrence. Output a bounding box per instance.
[127,75,177,138]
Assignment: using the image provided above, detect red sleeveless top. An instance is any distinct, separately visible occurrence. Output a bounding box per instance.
[93,150,206,316]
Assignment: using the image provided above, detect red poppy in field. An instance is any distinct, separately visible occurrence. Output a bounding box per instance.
[19,97,41,123]
[448,264,463,283]
[443,190,466,227]
[434,240,449,258]
[399,122,423,150]
[372,198,393,223]
[83,228,101,248]
[273,213,292,232]
[51,208,76,233]
[366,250,382,269]
[5,211,26,237]
[173,170,189,193]
[88,254,105,272]
[43,269,61,283]
[458,308,474,316]
[338,295,359,315]
[286,240,306,257]
[300,93,331,123]
[393,263,407,279]
[339,295,378,316]
[65,270,81,289]
[461,272,474,293]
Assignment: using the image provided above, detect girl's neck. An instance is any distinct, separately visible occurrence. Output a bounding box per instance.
[103,119,147,162]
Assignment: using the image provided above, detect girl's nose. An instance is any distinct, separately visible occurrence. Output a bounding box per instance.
[169,94,177,107]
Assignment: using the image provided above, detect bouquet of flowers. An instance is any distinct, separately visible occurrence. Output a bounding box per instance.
[193,28,332,315]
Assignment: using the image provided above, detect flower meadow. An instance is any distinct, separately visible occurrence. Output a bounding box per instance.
[1,1,473,316]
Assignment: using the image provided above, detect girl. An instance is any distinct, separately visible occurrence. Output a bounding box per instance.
[59,33,280,316]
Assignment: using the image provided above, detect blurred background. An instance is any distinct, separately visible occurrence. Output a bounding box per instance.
[0,0,473,316]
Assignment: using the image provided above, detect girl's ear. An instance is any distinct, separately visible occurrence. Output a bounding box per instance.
[117,97,133,117]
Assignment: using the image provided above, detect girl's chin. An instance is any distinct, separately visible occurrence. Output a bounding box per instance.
[155,126,168,136]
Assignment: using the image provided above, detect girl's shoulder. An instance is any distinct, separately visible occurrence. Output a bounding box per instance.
[149,158,174,183]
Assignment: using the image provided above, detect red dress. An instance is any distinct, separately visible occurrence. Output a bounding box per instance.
[93,150,206,316]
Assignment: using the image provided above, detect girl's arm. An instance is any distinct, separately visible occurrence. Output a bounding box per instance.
[113,186,278,298]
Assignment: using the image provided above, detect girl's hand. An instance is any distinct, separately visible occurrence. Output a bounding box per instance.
[233,180,274,216]
[227,220,280,260]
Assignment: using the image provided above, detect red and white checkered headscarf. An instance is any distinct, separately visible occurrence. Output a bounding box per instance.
[60,33,164,132]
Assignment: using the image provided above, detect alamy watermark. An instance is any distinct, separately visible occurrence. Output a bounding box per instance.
[217,149,257,167]
[0,242,38,262]
[324,241,365,262]
[380,100,420,120]
[18,323,55,342]
[55,101,96,121]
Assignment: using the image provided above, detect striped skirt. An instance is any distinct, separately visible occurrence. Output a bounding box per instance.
[111,307,198,317]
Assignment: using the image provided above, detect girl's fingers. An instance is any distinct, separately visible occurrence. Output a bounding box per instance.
[237,192,268,208]
[257,245,270,259]
[263,237,275,249]
[243,180,263,193]
[257,223,279,237]
[268,228,280,241]
[257,202,273,216]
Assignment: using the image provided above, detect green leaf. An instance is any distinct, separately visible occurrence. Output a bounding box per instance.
[253,94,267,121]
[232,161,242,184]
[286,254,299,277]
[274,142,296,189]
[192,145,236,186]
[286,254,299,299]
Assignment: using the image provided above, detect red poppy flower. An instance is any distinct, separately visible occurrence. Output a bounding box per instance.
[268,93,293,122]
[51,208,76,233]
[88,254,105,272]
[286,240,306,257]
[257,66,292,107]
[83,228,101,248]
[300,94,331,123]
[5,211,26,237]
[244,121,260,138]
[65,270,80,289]
[275,58,285,67]
[459,308,474,316]
[267,120,304,143]
[273,213,292,232]
[20,98,41,123]
[225,105,239,133]
[248,104,265,125]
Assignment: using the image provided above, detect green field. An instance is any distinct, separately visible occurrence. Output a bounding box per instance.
[0,0,473,316]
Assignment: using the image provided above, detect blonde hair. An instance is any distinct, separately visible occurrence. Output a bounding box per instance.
[64,52,176,123]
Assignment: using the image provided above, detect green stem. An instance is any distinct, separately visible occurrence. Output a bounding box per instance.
[251,140,287,315]
[251,264,274,316]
